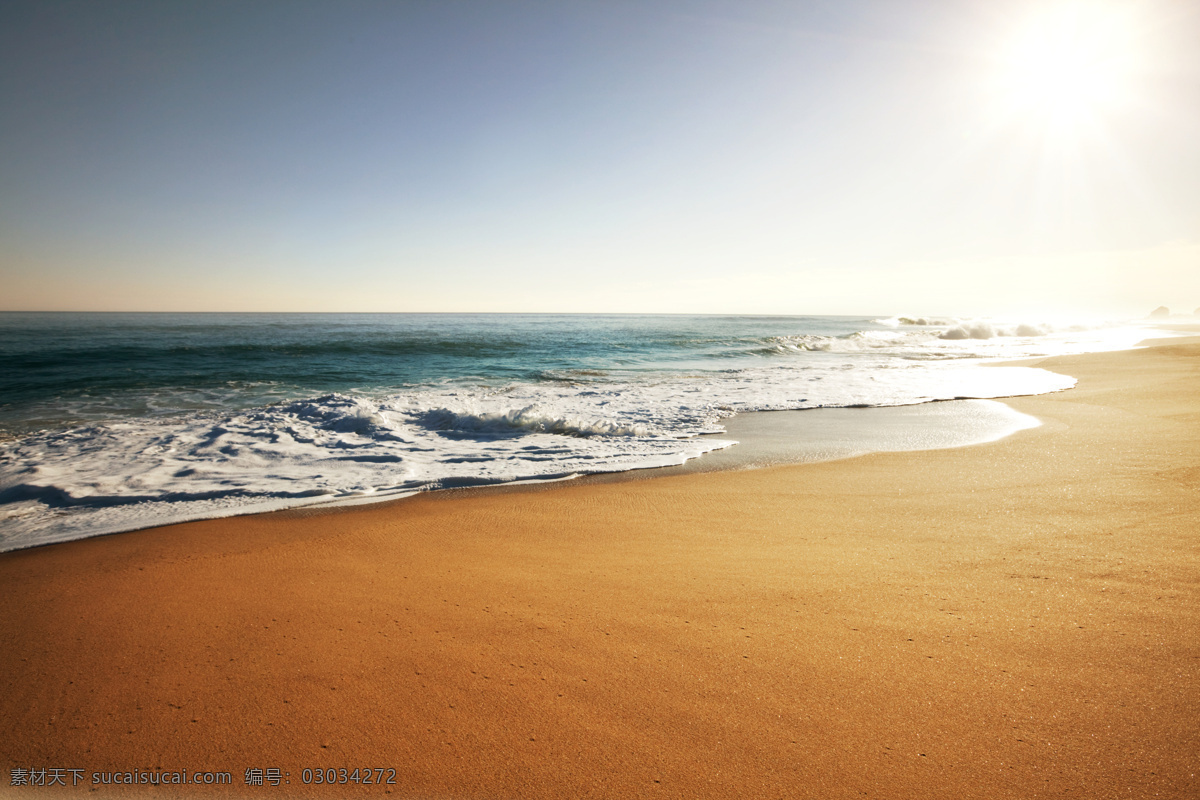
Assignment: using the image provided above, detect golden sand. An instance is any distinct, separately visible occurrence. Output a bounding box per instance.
[2,339,1198,798]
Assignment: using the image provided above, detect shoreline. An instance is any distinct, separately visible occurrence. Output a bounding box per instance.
[0,321,1177,555]
[0,396,1046,556]
[0,377,1055,556]
[2,337,1198,797]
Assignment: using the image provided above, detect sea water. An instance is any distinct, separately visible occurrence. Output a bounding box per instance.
[0,313,1152,551]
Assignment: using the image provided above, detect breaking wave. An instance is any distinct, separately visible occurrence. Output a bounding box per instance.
[0,312,1157,552]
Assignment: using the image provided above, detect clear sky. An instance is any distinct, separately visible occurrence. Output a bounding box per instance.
[2,0,1198,317]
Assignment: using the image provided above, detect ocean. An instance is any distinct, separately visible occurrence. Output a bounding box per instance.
[0,312,1152,552]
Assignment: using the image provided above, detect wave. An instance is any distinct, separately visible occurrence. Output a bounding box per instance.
[759,330,931,355]
[0,355,1084,553]
[872,315,1121,342]
[4,314,1156,553]
[416,406,651,438]
[938,321,1052,340]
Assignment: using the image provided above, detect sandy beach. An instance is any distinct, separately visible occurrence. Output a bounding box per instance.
[2,336,1198,799]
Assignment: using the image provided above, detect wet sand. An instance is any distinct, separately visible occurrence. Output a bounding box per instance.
[1,338,1198,798]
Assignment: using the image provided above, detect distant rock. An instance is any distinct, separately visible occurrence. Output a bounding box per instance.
[1149,306,1170,318]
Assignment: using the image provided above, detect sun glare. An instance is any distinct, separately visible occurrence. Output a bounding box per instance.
[993,2,1141,133]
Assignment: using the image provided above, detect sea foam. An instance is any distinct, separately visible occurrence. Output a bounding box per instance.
[0,314,1160,552]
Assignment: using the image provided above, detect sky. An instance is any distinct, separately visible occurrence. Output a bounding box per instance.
[2,0,1198,318]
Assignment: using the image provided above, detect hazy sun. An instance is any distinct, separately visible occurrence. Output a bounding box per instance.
[993,1,1141,133]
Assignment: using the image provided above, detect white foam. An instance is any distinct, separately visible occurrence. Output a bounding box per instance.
[1,319,1157,552]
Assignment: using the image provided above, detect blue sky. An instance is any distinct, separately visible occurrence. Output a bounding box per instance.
[3,0,1198,316]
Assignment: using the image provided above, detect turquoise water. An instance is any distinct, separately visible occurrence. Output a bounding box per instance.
[0,312,1139,551]
[1,312,875,435]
